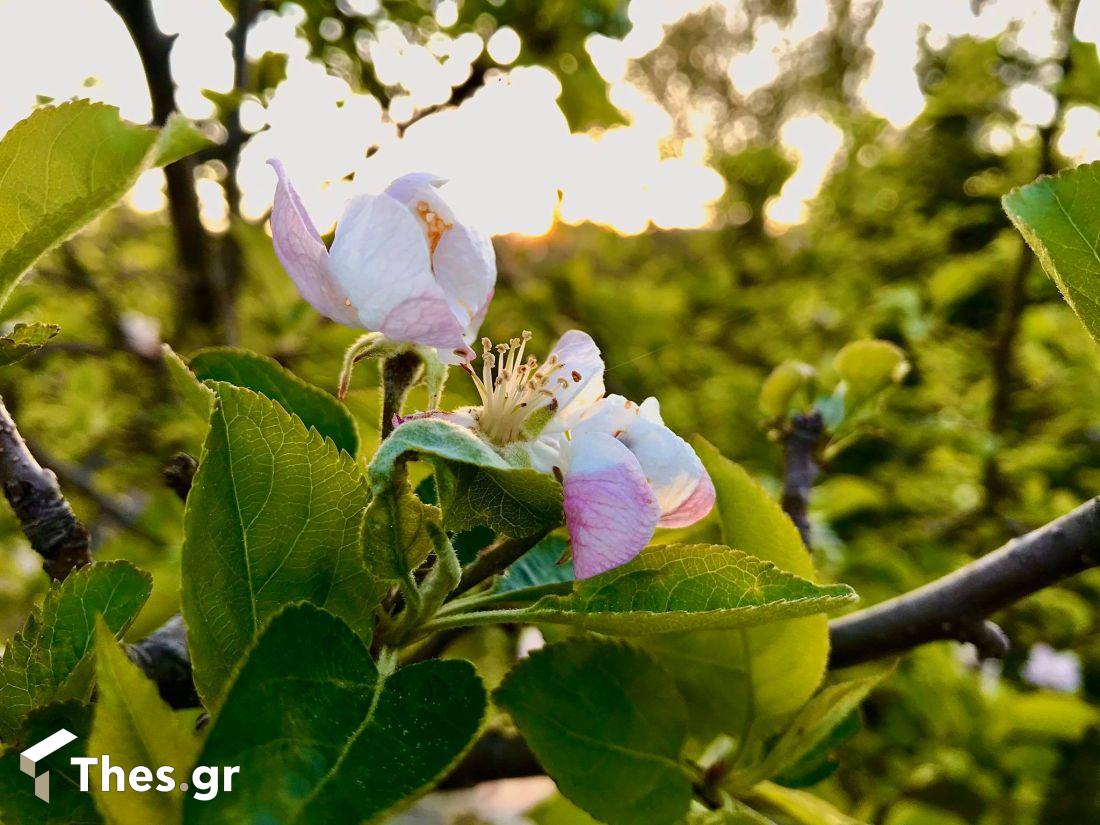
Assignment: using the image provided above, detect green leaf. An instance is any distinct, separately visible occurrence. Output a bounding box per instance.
[742,663,894,787]
[760,361,815,418]
[180,383,373,708]
[495,534,573,594]
[0,321,60,366]
[189,347,358,456]
[431,543,854,636]
[185,603,487,824]
[0,101,207,309]
[162,344,214,420]
[643,440,829,743]
[0,561,152,741]
[367,417,511,491]
[151,114,212,168]
[432,459,564,538]
[495,638,693,825]
[360,481,441,603]
[0,701,100,824]
[1003,162,1100,344]
[89,618,201,825]
[745,782,864,825]
[832,340,909,412]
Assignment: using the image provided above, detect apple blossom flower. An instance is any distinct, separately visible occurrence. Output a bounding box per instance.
[1021,643,1081,693]
[267,161,496,363]
[416,330,715,578]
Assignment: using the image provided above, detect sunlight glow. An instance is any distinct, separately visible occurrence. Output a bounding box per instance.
[0,0,1089,238]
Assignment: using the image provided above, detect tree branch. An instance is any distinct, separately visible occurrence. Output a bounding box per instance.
[105,0,220,337]
[828,497,1100,668]
[126,614,199,709]
[452,531,551,598]
[780,411,823,549]
[0,396,92,580]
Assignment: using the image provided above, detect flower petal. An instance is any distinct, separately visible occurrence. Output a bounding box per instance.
[563,432,660,579]
[618,415,715,528]
[328,192,471,358]
[384,172,449,208]
[543,330,606,422]
[432,222,496,340]
[267,159,358,326]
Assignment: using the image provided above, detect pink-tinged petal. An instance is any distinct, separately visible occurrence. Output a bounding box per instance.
[658,472,716,528]
[563,432,660,579]
[328,192,469,355]
[384,172,448,207]
[267,159,358,326]
[542,330,606,421]
[432,221,496,339]
[570,393,643,437]
[618,417,715,528]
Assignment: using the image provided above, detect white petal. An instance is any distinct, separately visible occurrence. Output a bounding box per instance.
[384,172,448,208]
[267,159,358,326]
[432,221,496,340]
[542,330,605,421]
[562,432,660,579]
[328,192,471,357]
[619,418,715,528]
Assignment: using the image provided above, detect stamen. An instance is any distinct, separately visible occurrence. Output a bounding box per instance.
[464,332,571,446]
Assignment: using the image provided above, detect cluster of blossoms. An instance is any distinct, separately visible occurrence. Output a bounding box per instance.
[270,165,715,578]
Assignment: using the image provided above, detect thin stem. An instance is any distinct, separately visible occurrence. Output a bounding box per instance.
[380,351,423,438]
[450,530,551,598]
[780,411,823,550]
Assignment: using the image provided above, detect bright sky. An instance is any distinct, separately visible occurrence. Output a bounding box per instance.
[0,0,1096,237]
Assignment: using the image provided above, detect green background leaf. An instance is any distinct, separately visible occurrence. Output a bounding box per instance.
[180,383,373,707]
[0,561,152,741]
[186,603,486,824]
[0,321,60,366]
[190,347,358,457]
[495,638,693,825]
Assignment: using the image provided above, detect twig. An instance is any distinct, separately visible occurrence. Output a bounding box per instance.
[780,411,823,550]
[451,531,551,598]
[106,0,220,337]
[828,497,1100,668]
[984,0,1079,511]
[126,614,199,709]
[0,397,92,580]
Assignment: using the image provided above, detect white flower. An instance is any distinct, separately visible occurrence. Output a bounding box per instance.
[1021,643,1081,693]
[268,162,496,363]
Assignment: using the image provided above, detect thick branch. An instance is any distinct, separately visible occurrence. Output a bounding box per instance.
[828,497,1100,668]
[0,397,91,580]
[126,614,200,709]
[780,411,823,549]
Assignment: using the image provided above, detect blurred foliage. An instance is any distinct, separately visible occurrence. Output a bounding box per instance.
[1,0,1099,823]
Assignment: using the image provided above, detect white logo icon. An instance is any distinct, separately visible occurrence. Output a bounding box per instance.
[19,728,77,802]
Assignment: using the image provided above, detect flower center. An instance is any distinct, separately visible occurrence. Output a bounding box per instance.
[416,201,452,256]
[462,332,578,446]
